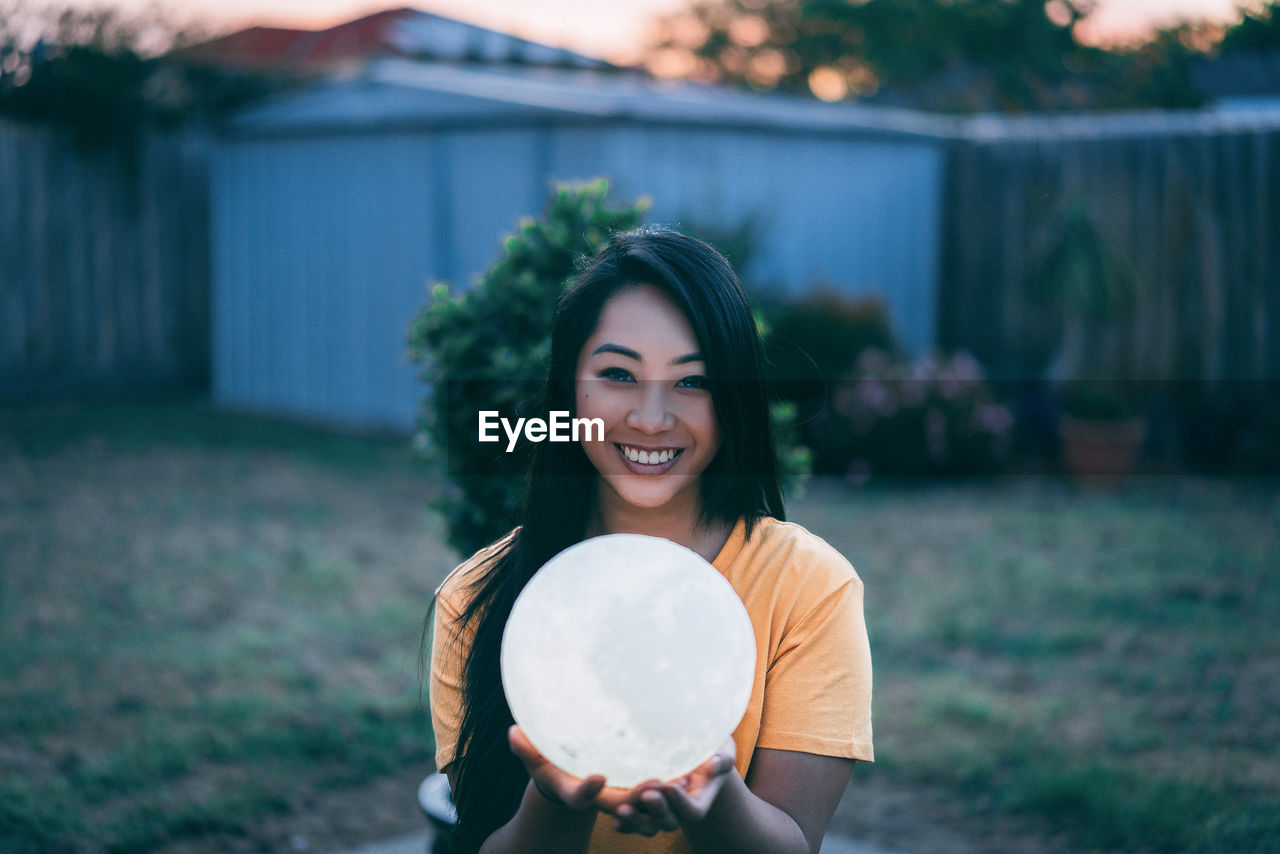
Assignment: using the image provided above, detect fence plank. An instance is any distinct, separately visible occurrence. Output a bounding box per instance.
[0,120,209,393]
[942,121,1280,389]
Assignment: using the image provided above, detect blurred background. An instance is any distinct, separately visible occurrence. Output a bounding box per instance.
[2,0,1278,852]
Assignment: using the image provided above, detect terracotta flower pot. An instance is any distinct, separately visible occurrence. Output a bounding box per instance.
[1059,416,1146,484]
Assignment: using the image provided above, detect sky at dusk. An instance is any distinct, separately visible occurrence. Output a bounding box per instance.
[30,0,1255,60]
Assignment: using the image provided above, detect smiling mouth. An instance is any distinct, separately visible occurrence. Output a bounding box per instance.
[616,444,684,466]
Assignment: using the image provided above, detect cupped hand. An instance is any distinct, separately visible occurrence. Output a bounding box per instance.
[611,737,737,836]
[507,725,608,811]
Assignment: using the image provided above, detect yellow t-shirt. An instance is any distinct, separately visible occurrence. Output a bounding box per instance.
[429,516,874,854]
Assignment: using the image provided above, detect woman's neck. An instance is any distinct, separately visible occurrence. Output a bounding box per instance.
[586,482,733,564]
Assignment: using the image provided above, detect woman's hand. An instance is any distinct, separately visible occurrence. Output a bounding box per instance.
[509,726,680,814]
[507,725,607,811]
[610,737,737,836]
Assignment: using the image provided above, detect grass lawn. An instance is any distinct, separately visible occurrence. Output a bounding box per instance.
[799,476,1280,853]
[1,400,452,854]
[2,400,1277,853]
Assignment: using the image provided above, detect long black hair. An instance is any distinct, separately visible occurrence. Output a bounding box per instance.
[440,226,784,852]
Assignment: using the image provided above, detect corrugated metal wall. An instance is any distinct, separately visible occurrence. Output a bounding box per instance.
[545,126,943,348]
[212,122,944,431]
[211,127,570,430]
[1,121,210,393]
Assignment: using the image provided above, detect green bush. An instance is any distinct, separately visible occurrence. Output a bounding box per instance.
[408,179,645,556]
[757,289,893,474]
[761,289,895,396]
[409,180,809,557]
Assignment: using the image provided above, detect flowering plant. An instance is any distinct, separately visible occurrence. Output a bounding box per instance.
[813,349,1014,480]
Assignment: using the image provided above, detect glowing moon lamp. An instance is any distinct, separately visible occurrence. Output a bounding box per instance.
[500,533,756,789]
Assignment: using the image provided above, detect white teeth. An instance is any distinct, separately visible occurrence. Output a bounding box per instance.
[620,445,679,465]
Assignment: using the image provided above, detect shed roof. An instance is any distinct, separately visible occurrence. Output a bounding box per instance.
[178,7,611,74]
[222,56,1280,145]
[221,59,961,141]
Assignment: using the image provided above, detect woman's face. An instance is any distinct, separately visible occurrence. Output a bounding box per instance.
[574,284,720,514]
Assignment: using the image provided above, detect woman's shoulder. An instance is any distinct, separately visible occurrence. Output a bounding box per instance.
[734,516,861,590]
[434,527,521,613]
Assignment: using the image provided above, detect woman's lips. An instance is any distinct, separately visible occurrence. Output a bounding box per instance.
[615,443,683,475]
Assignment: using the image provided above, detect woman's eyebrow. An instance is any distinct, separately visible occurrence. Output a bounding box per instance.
[592,343,641,361]
[592,343,704,366]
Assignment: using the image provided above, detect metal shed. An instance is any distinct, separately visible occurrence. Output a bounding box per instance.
[212,60,954,431]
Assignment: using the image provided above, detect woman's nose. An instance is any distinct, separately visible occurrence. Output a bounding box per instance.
[625,382,676,433]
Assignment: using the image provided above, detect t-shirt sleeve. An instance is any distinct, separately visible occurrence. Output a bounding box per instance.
[429,584,468,772]
[428,529,518,773]
[424,530,514,773]
[757,566,874,762]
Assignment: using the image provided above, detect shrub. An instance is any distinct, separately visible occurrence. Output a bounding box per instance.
[757,289,894,474]
[811,349,1014,479]
[408,180,646,556]
[762,289,895,398]
[408,180,809,556]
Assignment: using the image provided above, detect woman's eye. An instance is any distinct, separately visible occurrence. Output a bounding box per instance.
[677,375,709,390]
[598,367,634,383]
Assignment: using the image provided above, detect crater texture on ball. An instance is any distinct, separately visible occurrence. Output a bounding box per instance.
[501,533,756,789]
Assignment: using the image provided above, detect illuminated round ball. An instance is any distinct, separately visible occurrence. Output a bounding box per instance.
[500,533,756,789]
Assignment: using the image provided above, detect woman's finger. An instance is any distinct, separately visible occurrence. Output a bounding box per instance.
[612,803,636,832]
[507,725,547,770]
[613,802,661,836]
[509,726,607,809]
[601,778,659,817]
[639,787,680,831]
[662,780,708,823]
[699,745,734,779]
[563,774,607,810]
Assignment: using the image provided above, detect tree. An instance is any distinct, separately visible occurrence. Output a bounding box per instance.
[1221,0,1280,49]
[0,1,268,147]
[648,0,1208,112]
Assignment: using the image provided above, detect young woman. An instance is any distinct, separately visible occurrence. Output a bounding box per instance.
[429,227,873,854]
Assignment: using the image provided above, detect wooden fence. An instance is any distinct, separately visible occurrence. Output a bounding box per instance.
[942,111,1280,387]
[0,120,210,394]
[5,105,1278,406]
